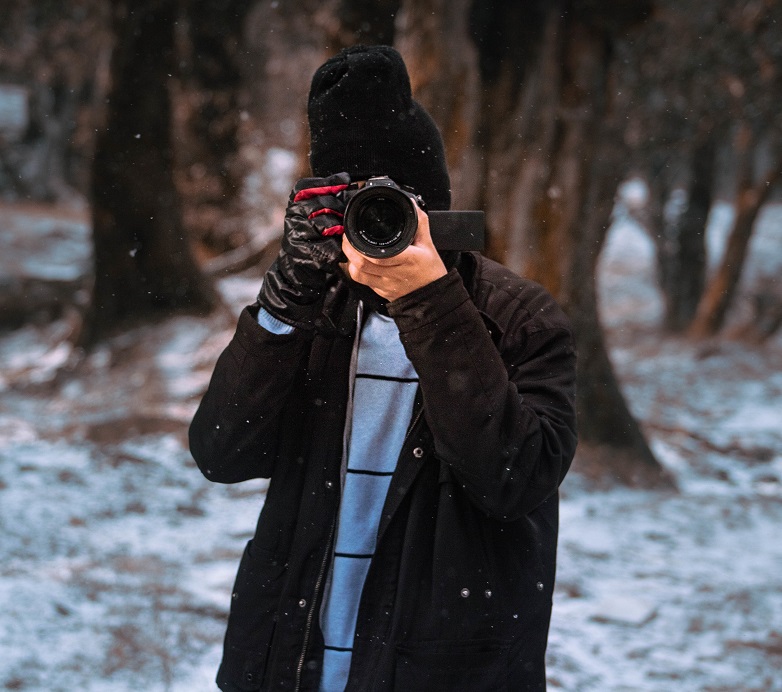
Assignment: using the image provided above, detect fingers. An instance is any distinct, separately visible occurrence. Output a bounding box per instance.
[289,173,352,237]
[341,240,384,289]
[341,235,404,270]
[308,207,344,236]
[293,184,349,203]
[341,237,379,277]
[293,172,351,197]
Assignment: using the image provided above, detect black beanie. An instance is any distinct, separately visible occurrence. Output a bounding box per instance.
[308,45,451,211]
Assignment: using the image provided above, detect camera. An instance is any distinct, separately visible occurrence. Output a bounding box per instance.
[343,177,484,259]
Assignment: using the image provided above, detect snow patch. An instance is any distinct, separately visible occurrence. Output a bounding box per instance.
[1,201,781,690]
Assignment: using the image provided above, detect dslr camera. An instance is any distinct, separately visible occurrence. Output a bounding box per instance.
[343,177,484,259]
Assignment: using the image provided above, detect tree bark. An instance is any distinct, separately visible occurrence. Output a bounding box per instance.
[468,0,556,261]
[84,0,217,344]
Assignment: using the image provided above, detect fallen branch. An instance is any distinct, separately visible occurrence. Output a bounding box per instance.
[646,421,776,463]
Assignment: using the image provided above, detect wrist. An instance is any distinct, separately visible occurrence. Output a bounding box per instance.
[387,268,467,330]
[387,263,447,302]
[256,306,296,335]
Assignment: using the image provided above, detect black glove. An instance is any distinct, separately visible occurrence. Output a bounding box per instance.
[257,173,351,330]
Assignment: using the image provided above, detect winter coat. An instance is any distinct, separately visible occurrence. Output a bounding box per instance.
[189,252,578,692]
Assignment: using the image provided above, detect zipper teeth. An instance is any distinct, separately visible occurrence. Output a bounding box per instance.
[294,518,336,691]
[403,407,424,449]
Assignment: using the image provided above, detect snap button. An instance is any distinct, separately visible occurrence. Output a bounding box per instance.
[460,588,470,598]
[298,598,307,608]
[413,447,424,458]
[244,672,256,683]
[537,581,544,591]
[314,398,324,407]
[484,589,492,598]
[325,480,334,489]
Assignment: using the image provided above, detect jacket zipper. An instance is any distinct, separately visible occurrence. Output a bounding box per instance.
[295,306,359,691]
[402,407,424,451]
[294,516,336,691]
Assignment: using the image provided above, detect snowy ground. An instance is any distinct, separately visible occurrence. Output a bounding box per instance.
[1,203,781,691]
[548,205,782,692]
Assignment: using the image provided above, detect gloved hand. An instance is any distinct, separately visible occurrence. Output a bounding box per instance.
[257,173,351,330]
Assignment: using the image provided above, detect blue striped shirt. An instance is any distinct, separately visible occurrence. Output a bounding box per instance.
[318,310,418,691]
[257,307,417,691]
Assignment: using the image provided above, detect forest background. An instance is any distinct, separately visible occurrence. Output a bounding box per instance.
[1,0,781,690]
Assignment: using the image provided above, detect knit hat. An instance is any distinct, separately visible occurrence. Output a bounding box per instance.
[308,45,451,211]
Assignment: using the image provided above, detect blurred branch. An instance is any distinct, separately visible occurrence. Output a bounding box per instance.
[688,153,782,339]
[203,231,280,277]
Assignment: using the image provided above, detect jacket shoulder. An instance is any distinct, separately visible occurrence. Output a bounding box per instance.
[463,253,572,337]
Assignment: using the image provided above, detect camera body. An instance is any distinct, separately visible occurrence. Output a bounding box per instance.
[343,176,485,259]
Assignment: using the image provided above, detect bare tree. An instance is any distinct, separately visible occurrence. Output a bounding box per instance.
[689,125,782,338]
[175,0,254,253]
[623,0,782,338]
[0,0,110,201]
[328,0,670,486]
[84,0,218,344]
[650,138,712,333]
[396,0,671,486]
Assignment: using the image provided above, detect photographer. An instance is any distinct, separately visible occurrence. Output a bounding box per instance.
[190,45,577,691]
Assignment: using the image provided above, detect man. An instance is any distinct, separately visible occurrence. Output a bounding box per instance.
[190,45,577,691]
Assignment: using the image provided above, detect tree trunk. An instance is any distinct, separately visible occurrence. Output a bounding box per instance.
[688,126,782,339]
[394,0,670,486]
[467,1,672,487]
[656,139,711,332]
[84,0,217,344]
[645,156,678,318]
[469,0,557,261]
[176,0,254,250]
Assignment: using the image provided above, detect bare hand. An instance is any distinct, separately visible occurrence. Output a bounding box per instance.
[341,205,447,302]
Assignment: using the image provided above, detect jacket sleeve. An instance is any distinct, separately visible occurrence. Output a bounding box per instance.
[188,305,310,483]
[387,268,577,520]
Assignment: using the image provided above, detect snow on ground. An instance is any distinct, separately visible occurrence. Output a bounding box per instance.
[547,210,782,692]
[0,203,781,691]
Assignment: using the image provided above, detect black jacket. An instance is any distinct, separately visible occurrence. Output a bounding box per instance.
[189,252,577,691]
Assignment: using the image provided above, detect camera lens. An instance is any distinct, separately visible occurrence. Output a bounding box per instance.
[355,196,406,248]
[344,179,418,258]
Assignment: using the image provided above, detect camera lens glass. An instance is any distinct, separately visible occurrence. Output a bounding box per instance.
[356,196,405,247]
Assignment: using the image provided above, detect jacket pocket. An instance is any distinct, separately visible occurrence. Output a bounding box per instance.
[219,540,288,690]
[394,639,509,692]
